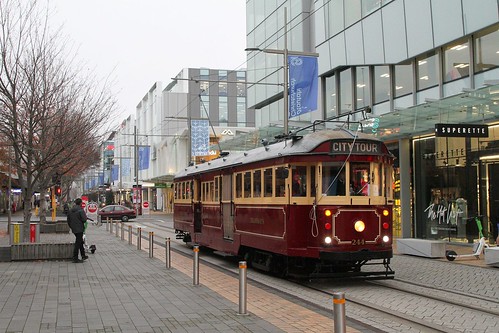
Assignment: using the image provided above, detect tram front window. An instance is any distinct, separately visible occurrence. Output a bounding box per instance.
[322,162,345,196]
[351,163,370,196]
[292,166,307,197]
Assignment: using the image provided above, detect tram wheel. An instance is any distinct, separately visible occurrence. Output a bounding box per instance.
[446,250,457,261]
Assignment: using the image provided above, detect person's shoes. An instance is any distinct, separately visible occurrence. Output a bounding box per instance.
[72,259,83,263]
[82,255,89,260]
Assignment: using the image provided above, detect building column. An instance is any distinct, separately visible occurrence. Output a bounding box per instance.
[399,138,412,238]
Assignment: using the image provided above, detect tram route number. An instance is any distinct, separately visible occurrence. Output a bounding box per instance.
[351,239,365,245]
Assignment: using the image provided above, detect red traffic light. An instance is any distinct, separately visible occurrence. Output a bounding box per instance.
[55,186,62,196]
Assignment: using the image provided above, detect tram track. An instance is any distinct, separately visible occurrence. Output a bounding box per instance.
[133,220,499,332]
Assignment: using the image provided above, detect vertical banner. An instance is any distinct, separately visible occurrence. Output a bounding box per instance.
[138,146,150,170]
[111,165,119,181]
[288,55,318,118]
[191,119,209,156]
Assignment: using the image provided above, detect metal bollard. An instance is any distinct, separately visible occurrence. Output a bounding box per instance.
[106,217,109,231]
[121,223,124,240]
[137,227,142,250]
[149,232,154,258]
[128,225,132,245]
[193,245,199,285]
[238,261,248,315]
[333,292,346,333]
[165,238,171,269]
[110,220,113,234]
[115,221,119,237]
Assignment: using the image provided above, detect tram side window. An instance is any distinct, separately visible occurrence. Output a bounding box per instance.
[311,166,316,197]
[275,167,286,197]
[235,173,242,198]
[351,163,370,196]
[244,171,251,198]
[253,170,262,198]
[385,165,393,199]
[371,163,382,196]
[292,166,307,197]
[264,168,273,197]
[322,162,346,196]
[214,176,220,201]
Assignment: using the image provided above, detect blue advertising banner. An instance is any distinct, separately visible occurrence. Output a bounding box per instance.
[138,146,150,170]
[111,165,119,181]
[191,119,209,156]
[288,55,318,118]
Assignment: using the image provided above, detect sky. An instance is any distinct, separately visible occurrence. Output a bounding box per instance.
[46,0,247,128]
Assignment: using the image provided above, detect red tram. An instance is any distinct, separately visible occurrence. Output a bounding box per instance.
[173,128,395,278]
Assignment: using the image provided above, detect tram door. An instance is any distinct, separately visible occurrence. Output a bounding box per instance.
[221,174,234,240]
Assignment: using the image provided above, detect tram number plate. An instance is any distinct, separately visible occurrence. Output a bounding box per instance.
[351,239,365,245]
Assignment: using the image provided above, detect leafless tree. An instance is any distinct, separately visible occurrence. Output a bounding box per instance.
[0,0,116,240]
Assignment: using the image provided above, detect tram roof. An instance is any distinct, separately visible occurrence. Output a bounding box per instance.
[175,128,387,179]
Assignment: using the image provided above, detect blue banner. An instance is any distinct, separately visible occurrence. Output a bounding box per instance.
[288,55,318,118]
[111,165,119,181]
[138,146,150,170]
[191,120,209,156]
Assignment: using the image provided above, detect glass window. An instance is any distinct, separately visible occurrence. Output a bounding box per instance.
[253,170,262,198]
[275,167,286,197]
[292,166,307,197]
[328,0,344,36]
[244,171,251,198]
[264,168,273,197]
[444,40,470,82]
[200,95,209,118]
[351,163,370,196]
[200,81,209,96]
[325,74,337,118]
[322,162,346,196]
[237,97,246,127]
[340,68,353,113]
[311,166,316,197]
[219,96,228,125]
[214,177,219,202]
[374,66,390,104]
[356,67,370,109]
[235,173,242,198]
[362,0,381,16]
[371,163,382,196]
[395,63,413,97]
[345,0,361,27]
[475,27,499,73]
[417,51,439,90]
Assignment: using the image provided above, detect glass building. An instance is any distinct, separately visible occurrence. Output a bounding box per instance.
[246,0,499,243]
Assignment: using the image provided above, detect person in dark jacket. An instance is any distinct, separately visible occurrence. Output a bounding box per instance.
[67,198,88,263]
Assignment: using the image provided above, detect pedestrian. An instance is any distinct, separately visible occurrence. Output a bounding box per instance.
[67,198,88,263]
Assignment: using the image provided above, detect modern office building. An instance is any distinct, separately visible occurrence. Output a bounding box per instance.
[246,0,499,242]
[111,68,249,212]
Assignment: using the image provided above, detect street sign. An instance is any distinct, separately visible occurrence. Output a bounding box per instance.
[142,201,150,215]
[87,203,98,214]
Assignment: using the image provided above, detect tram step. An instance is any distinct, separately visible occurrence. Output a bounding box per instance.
[213,251,235,257]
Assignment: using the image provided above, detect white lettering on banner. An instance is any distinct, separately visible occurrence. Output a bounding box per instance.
[331,142,380,154]
[424,203,464,224]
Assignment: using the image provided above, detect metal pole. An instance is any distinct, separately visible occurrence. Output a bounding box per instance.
[283,7,289,135]
[134,125,139,217]
[115,221,119,237]
[7,148,11,235]
[333,292,346,333]
[121,222,124,240]
[106,217,109,231]
[110,220,113,234]
[128,225,132,245]
[149,231,154,258]
[165,237,171,269]
[238,261,248,315]
[137,227,142,250]
[193,245,199,285]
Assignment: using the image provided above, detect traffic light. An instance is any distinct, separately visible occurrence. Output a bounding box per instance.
[55,185,62,196]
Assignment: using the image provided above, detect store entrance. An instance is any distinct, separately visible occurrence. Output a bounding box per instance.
[487,162,499,244]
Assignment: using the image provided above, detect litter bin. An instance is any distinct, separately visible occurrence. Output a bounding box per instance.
[10,223,23,244]
[29,223,40,243]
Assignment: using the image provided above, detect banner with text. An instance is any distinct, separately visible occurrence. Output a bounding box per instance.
[288,55,318,119]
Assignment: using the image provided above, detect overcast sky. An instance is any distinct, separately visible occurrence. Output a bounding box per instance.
[46,0,247,128]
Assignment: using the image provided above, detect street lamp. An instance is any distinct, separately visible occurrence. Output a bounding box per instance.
[245,7,318,135]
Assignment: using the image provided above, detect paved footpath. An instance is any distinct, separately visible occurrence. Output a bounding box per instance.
[0,222,364,333]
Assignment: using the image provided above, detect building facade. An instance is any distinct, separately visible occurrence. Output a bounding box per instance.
[246,0,499,242]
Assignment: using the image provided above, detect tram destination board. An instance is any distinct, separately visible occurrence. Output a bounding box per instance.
[435,123,488,137]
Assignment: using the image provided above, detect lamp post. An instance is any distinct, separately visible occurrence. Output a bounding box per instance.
[245,7,318,135]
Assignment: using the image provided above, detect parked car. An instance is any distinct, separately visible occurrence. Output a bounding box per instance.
[97,205,136,222]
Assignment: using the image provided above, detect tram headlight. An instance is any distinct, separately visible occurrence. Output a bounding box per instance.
[354,220,365,232]
[325,236,332,244]
[383,235,390,243]
[383,209,389,216]
[324,209,332,217]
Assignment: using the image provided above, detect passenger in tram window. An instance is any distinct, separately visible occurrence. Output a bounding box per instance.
[292,173,303,196]
[292,167,307,197]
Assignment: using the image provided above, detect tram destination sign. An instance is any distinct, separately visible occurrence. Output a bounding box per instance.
[435,123,488,138]
[330,141,382,155]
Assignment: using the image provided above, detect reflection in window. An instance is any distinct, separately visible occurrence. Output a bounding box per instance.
[325,74,337,118]
[264,168,273,197]
[444,40,470,82]
[374,66,390,104]
[475,27,499,73]
[322,162,345,196]
[253,170,262,198]
[351,163,370,196]
[395,63,413,98]
[356,67,370,109]
[292,166,307,197]
[417,51,439,90]
[340,68,352,113]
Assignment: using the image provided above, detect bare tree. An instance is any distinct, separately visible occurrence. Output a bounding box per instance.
[0,0,115,240]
